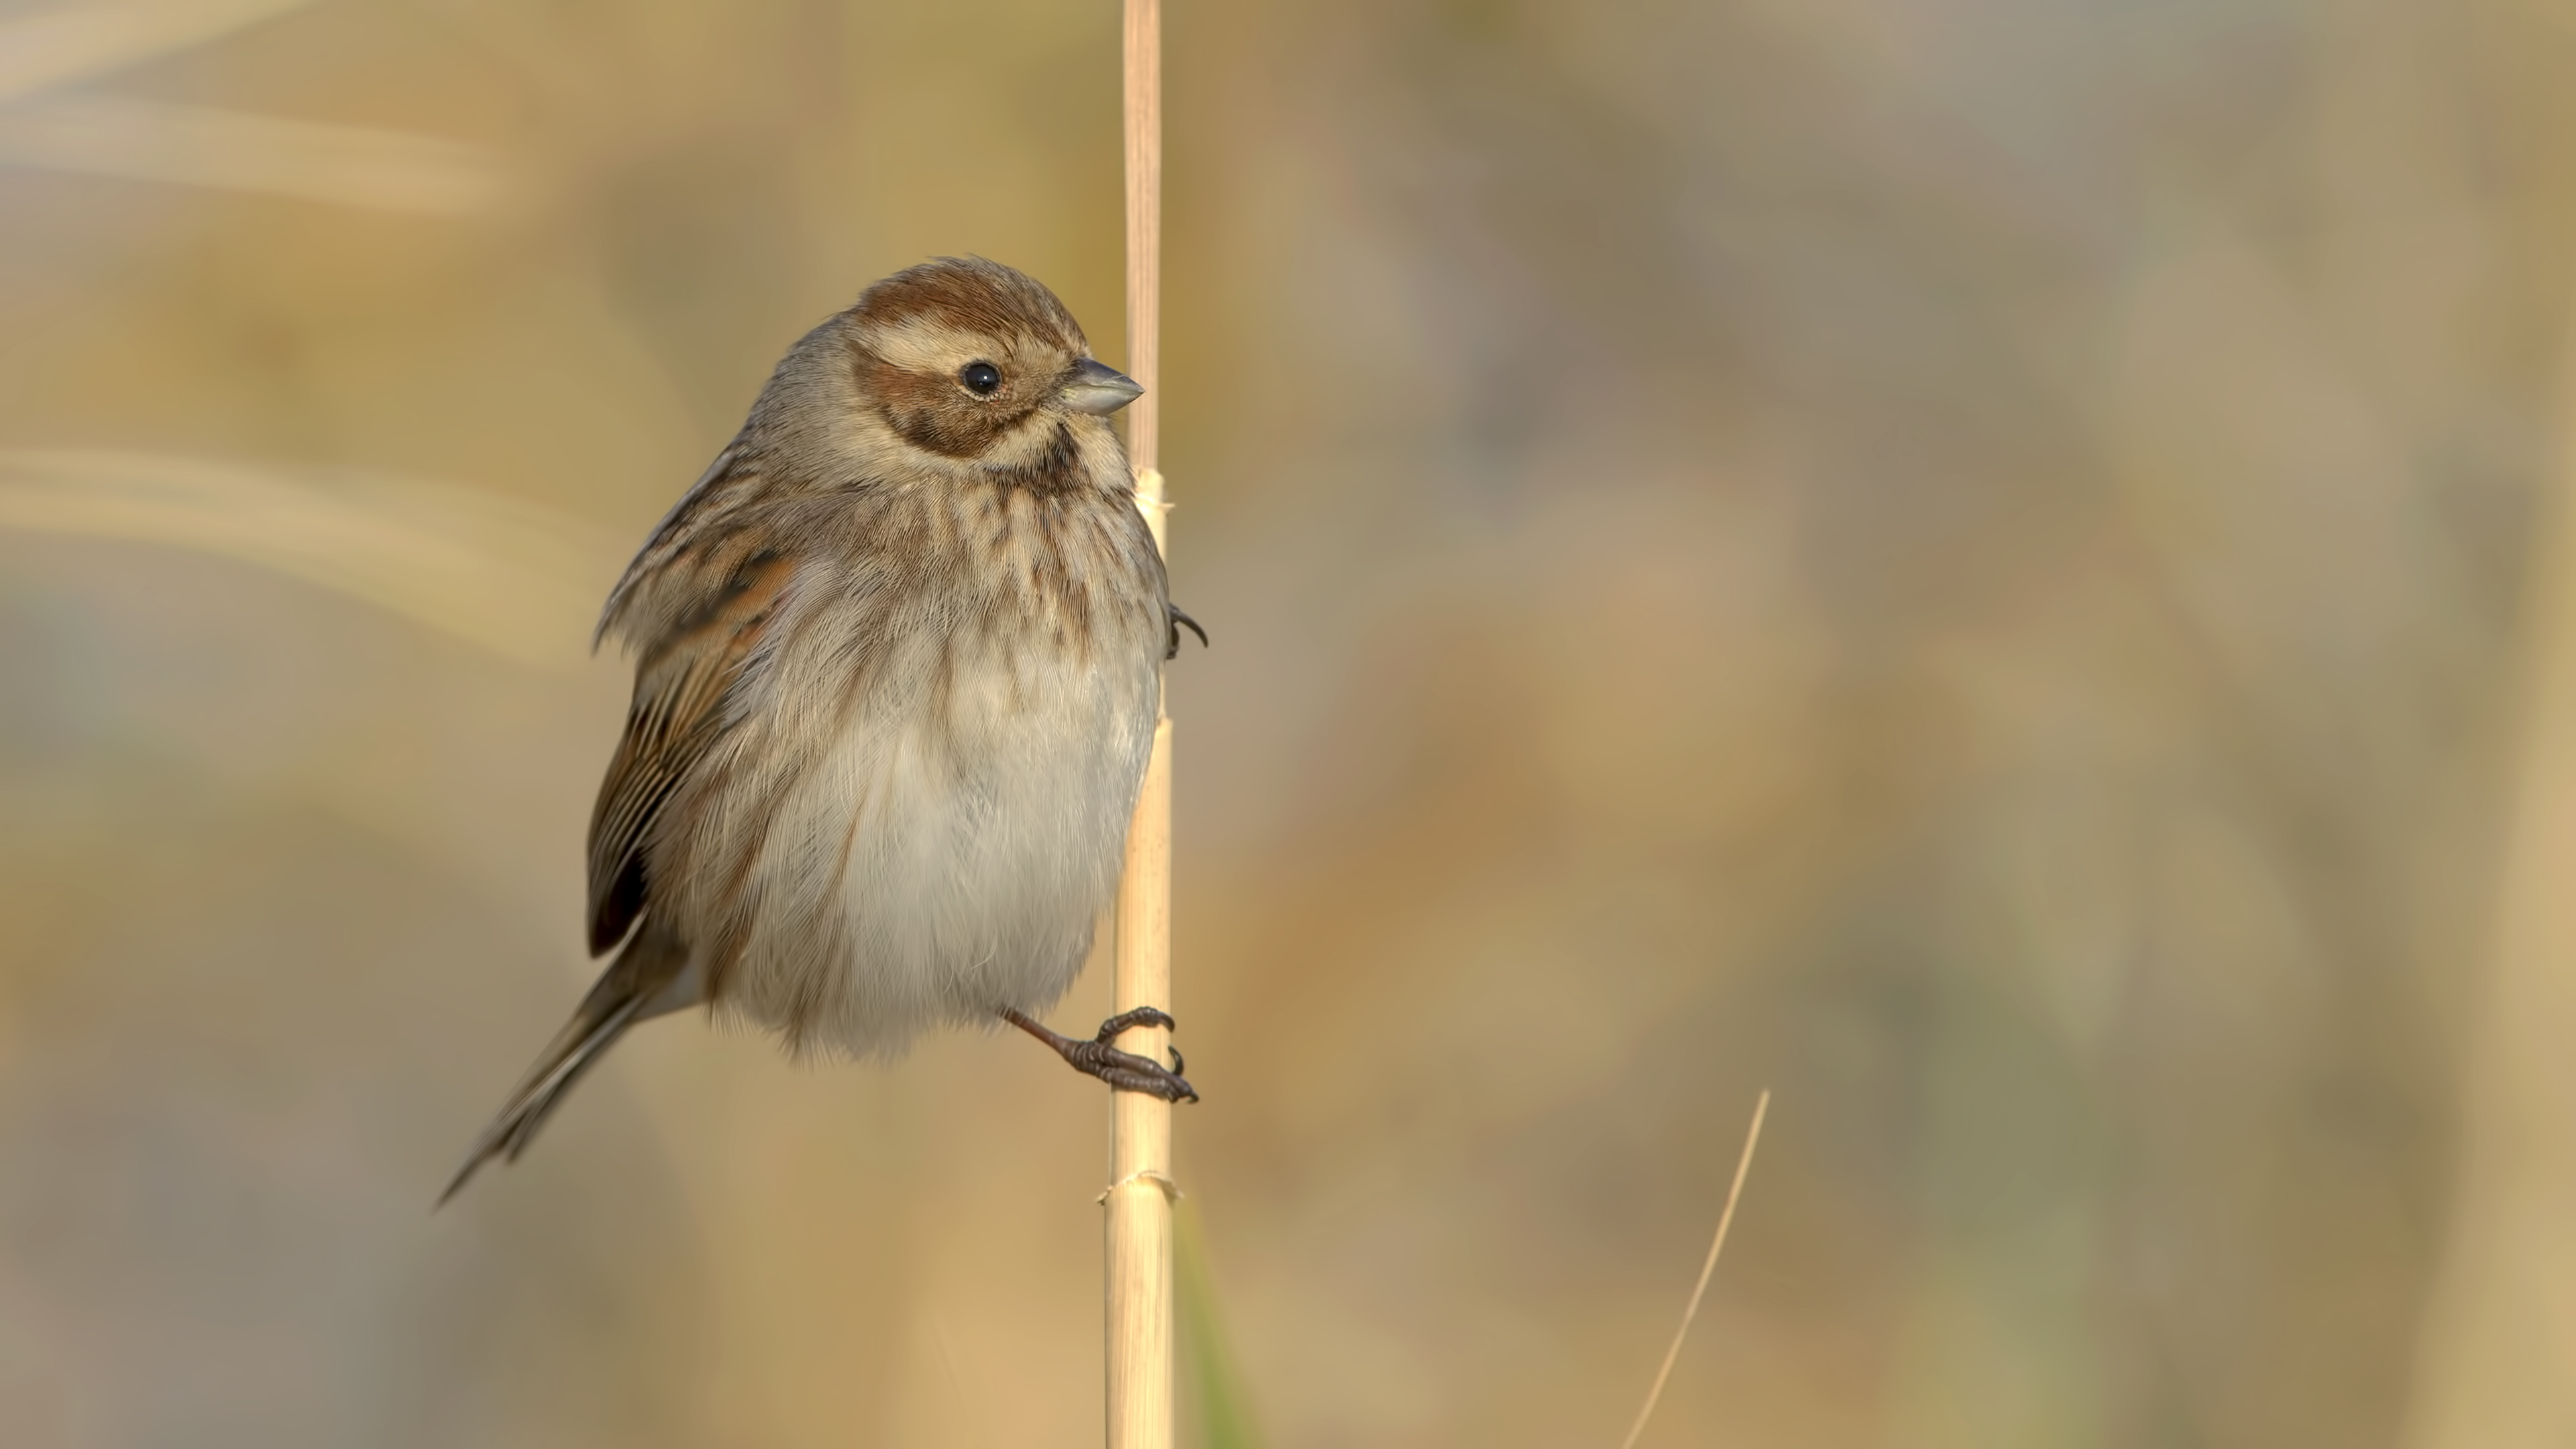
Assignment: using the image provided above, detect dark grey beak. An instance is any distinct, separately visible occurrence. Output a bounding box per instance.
[1059,358,1144,415]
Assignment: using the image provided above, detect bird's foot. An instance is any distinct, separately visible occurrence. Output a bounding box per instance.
[1003,1006,1199,1103]
[1165,603,1208,661]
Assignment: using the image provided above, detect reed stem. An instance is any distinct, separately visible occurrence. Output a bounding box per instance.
[1106,3,1173,1448]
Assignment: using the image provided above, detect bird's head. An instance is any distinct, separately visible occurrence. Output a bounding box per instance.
[836,257,1138,474]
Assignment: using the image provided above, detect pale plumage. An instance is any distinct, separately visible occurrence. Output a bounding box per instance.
[445,258,1195,1201]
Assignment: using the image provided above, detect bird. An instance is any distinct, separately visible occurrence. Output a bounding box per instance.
[443,257,1204,1203]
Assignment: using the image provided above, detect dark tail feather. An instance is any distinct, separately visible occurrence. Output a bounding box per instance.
[439,932,686,1205]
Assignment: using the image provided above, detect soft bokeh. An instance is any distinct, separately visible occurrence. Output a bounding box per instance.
[5,1,2574,1445]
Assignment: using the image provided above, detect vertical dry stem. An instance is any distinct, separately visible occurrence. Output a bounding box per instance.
[1121,0,1161,478]
[1106,3,1173,1449]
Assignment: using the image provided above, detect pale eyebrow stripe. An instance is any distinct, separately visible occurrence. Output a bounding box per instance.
[867,315,976,372]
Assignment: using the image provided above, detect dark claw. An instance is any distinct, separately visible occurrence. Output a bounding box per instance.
[1165,603,1208,661]
[1076,1037,1199,1102]
[1095,1052,1200,1102]
[1096,1006,1177,1040]
[1169,1046,1186,1077]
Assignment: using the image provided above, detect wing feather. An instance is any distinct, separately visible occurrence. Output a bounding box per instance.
[584,549,793,955]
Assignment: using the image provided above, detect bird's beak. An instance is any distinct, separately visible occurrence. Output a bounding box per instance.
[1059,358,1144,415]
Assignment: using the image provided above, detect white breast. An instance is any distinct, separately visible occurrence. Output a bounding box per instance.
[716,625,1161,1057]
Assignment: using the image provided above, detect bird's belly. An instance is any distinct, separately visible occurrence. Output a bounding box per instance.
[720,643,1157,1057]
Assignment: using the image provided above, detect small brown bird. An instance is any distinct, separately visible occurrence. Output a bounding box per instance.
[444,258,1201,1201]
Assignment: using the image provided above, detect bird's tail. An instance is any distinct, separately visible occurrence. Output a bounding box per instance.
[439,927,692,1205]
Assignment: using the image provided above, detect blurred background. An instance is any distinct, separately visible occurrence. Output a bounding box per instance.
[4,0,2575,1444]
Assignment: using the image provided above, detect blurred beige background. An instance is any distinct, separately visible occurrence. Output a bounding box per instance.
[4,0,2575,1445]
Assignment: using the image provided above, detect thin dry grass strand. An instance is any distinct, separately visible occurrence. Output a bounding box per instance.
[0,95,504,212]
[0,449,619,663]
[1617,1089,1770,1449]
[0,0,315,102]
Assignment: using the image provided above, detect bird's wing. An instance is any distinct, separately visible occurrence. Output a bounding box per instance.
[584,547,793,955]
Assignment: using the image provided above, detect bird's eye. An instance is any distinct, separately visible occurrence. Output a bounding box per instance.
[959,362,1003,396]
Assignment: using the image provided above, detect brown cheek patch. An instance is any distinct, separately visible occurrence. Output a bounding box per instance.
[861,352,1019,460]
